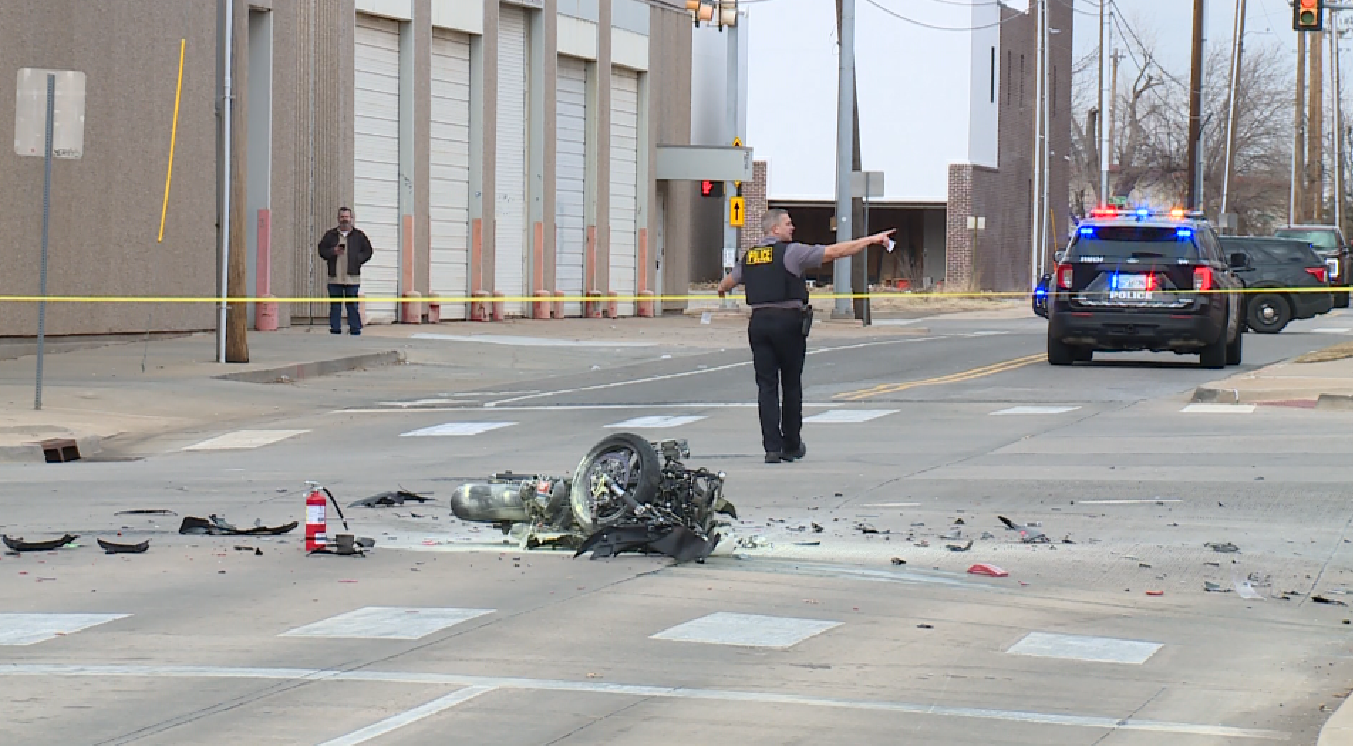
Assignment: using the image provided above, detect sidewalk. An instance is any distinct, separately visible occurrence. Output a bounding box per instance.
[1192,348,1353,408]
[0,313,931,462]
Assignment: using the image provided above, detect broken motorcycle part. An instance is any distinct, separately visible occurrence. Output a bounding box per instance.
[97,539,149,554]
[967,564,1009,578]
[178,515,298,536]
[452,435,736,563]
[3,534,79,552]
[348,489,432,508]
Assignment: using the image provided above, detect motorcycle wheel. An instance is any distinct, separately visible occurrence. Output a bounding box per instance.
[569,432,663,534]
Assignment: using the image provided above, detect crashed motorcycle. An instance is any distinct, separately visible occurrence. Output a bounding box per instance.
[450,433,737,562]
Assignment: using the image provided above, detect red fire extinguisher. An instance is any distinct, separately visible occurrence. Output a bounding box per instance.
[305,481,328,552]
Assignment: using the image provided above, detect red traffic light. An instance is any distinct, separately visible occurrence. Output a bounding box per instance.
[701,180,713,196]
[1294,0,1323,31]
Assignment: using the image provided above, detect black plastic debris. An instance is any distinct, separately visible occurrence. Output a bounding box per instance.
[3,534,78,552]
[575,523,720,563]
[114,510,178,517]
[1314,595,1350,607]
[857,523,880,535]
[97,539,149,555]
[1206,542,1240,554]
[811,523,824,534]
[917,624,934,629]
[947,540,974,552]
[178,515,298,536]
[234,545,263,555]
[348,489,432,508]
[890,557,906,565]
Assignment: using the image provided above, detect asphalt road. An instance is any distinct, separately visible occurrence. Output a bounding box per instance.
[5,309,1353,745]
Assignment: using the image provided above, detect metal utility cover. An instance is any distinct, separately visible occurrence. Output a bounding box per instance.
[14,69,86,158]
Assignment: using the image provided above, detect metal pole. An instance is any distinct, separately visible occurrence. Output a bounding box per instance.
[1098,0,1109,204]
[1221,0,1246,228]
[1030,0,1044,288]
[1333,18,1344,232]
[1039,0,1051,275]
[722,6,739,310]
[218,0,234,363]
[1186,0,1205,210]
[34,74,54,411]
[833,0,855,317]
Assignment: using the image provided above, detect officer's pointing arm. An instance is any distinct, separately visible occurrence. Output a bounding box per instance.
[821,229,896,263]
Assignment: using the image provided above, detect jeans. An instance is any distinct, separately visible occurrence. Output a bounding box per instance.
[328,283,361,334]
[748,307,806,454]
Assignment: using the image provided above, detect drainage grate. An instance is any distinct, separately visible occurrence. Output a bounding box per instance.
[40,438,80,463]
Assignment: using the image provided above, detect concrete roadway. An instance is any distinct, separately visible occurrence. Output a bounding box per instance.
[5,309,1353,744]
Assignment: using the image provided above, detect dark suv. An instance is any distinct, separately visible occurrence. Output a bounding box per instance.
[1273,225,1350,308]
[1219,236,1333,333]
[1047,209,1244,369]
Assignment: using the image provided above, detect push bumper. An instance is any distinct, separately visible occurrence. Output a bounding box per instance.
[1050,306,1224,351]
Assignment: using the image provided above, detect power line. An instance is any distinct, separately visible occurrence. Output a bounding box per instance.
[861,0,1013,31]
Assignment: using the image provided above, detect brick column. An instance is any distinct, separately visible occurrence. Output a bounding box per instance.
[740,160,768,253]
[945,163,975,290]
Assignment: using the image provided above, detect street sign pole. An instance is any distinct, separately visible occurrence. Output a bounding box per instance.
[35,74,54,411]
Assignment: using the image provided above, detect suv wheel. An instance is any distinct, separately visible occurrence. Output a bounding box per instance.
[1226,324,1243,366]
[1200,312,1229,369]
[1048,331,1075,366]
[1073,347,1093,363]
[1338,290,1351,309]
[1247,293,1291,334]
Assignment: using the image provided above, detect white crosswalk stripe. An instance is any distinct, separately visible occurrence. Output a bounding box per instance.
[0,613,129,645]
[990,405,1081,415]
[1180,404,1255,414]
[282,607,495,640]
[183,430,309,451]
[651,612,842,648]
[605,415,706,428]
[399,422,516,437]
[803,409,897,424]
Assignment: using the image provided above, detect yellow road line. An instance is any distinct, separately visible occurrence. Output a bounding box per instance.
[834,353,1045,401]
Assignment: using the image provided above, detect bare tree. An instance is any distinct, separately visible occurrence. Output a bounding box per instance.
[1070,29,1293,235]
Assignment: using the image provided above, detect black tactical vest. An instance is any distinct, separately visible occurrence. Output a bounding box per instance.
[742,242,810,306]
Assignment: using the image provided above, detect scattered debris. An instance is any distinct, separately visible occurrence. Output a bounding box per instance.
[917,624,934,629]
[793,541,821,547]
[947,540,974,552]
[1146,591,1164,596]
[914,540,930,548]
[890,557,906,565]
[1061,536,1075,545]
[736,535,770,549]
[811,523,823,534]
[1139,562,1152,568]
[114,510,177,517]
[1205,542,1240,554]
[953,518,965,525]
[1235,581,1264,600]
[96,539,149,555]
[980,531,996,540]
[179,515,298,536]
[1204,581,1230,593]
[3,534,79,552]
[857,523,880,535]
[910,522,925,527]
[967,563,1009,578]
[1205,561,1222,568]
[941,528,962,540]
[234,546,263,555]
[1314,595,1350,607]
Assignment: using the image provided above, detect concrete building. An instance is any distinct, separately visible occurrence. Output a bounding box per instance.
[0,0,717,338]
[720,0,1072,292]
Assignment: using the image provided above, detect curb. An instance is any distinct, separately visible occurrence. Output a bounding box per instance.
[1317,394,1353,411]
[212,351,405,384]
[1190,386,1241,404]
[0,433,103,464]
[1318,692,1353,746]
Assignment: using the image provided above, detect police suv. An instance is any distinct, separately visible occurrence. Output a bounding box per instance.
[1046,208,1245,369]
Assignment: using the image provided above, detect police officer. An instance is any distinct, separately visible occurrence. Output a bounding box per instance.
[718,209,895,463]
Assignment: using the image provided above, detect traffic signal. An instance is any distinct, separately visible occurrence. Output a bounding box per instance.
[700,180,724,198]
[1294,0,1323,32]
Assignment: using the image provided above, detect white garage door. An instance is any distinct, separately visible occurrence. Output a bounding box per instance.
[556,56,588,317]
[430,29,472,320]
[495,4,529,316]
[609,67,640,316]
[353,14,402,323]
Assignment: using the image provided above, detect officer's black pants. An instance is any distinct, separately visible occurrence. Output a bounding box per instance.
[748,307,806,454]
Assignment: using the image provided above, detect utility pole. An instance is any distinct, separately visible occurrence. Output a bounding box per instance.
[1221,0,1247,230]
[1040,0,1051,271]
[1186,0,1205,210]
[1334,18,1347,234]
[835,0,867,321]
[1294,32,1307,224]
[723,3,740,291]
[1109,48,1124,188]
[1031,0,1045,288]
[225,0,249,363]
[833,0,855,318]
[1310,26,1326,222]
[1098,0,1107,205]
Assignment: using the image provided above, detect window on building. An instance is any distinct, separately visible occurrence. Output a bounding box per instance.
[1019,55,1025,107]
[1006,50,1012,105]
[990,47,996,103]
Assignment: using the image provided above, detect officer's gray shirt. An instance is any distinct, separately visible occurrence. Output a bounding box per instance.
[730,237,827,308]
